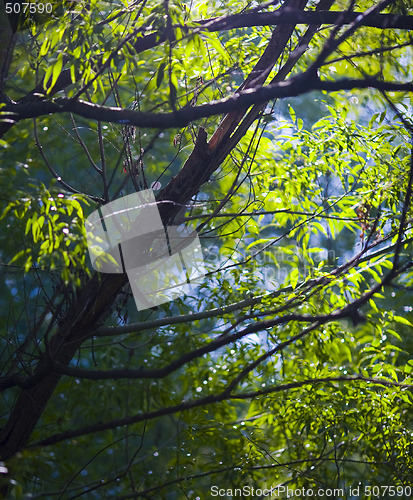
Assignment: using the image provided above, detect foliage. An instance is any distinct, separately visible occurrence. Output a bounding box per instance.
[1,182,90,285]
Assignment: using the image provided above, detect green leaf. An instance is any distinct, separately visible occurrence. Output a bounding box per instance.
[156,61,166,88]
[288,105,296,123]
[393,315,413,327]
[39,37,51,57]
[289,268,299,289]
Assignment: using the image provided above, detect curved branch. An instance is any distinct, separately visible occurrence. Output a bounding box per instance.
[194,10,413,32]
[3,76,412,130]
[31,375,412,448]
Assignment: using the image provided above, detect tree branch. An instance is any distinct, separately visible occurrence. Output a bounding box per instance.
[2,76,412,131]
[194,9,413,32]
[30,375,412,449]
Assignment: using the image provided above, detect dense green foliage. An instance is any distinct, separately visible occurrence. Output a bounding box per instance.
[1,0,413,498]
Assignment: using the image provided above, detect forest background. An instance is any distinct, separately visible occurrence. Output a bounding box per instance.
[1,0,413,498]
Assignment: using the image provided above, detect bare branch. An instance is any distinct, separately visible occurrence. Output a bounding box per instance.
[30,375,412,448]
[193,9,413,32]
[2,76,412,131]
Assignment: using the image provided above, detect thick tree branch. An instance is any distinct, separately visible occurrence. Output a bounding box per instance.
[31,375,412,449]
[194,10,413,32]
[2,76,412,131]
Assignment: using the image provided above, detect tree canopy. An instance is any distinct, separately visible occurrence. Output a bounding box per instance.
[1,0,413,498]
